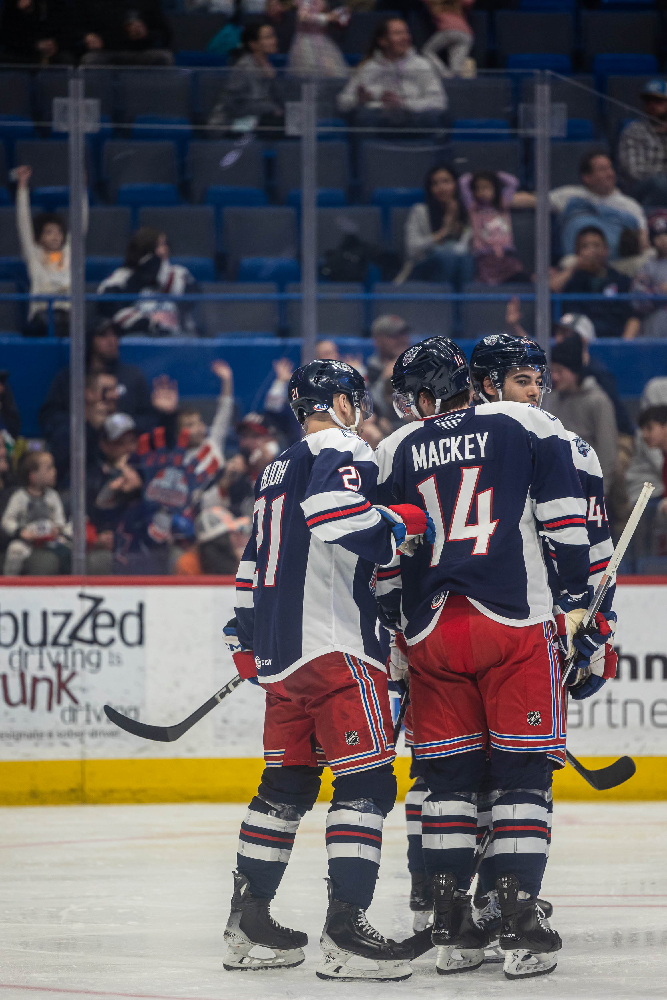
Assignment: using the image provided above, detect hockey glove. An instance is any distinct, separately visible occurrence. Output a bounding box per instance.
[387,631,410,686]
[553,591,589,659]
[376,504,436,556]
[223,617,257,680]
[568,612,618,700]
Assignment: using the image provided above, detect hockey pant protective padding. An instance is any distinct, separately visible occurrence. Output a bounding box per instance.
[237,765,322,900]
[326,763,396,909]
[405,777,428,874]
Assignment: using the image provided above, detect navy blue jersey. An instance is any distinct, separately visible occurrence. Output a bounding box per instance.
[234,427,396,681]
[375,402,591,639]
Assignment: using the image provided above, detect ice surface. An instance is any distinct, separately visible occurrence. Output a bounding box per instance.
[1,801,666,1000]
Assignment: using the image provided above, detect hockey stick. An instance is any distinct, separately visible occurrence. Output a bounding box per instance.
[103,674,245,742]
[393,690,410,745]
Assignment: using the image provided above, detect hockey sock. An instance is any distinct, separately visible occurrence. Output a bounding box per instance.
[236,795,302,900]
[421,792,477,890]
[405,777,428,874]
[326,799,384,909]
[491,789,550,897]
[476,787,498,895]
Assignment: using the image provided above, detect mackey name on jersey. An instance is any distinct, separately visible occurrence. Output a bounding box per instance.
[412,431,492,472]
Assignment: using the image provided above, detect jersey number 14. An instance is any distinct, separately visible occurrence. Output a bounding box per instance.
[417,466,498,565]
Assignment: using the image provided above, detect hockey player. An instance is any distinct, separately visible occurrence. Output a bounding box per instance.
[375,337,592,979]
[222,359,434,981]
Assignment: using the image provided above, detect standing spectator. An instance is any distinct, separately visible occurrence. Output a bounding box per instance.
[337,17,447,131]
[404,164,473,287]
[549,227,641,340]
[422,0,474,78]
[618,80,667,209]
[97,229,199,336]
[632,211,667,338]
[627,380,667,507]
[2,451,70,576]
[459,170,530,285]
[288,0,349,78]
[14,165,88,338]
[178,360,236,465]
[544,335,618,493]
[77,0,173,66]
[208,24,285,135]
[0,0,72,64]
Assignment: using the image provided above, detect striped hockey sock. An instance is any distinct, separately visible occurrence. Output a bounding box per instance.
[421,793,477,890]
[405,777,428,873]
[236,796,301,899]
[476,787,499,895]
[326,801,383,909]
[491,789,550,897]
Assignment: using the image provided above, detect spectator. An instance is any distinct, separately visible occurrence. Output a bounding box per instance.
[549,226,640,340]
[459,170,530,285]
[366,314,411,428]
[548,151,648,260]
[544,334,618,493]
[0,371,21,447]
[1,450,70,576]
[618,80,667,209]
[336,17,447,132]
[208,23,285,135]
[632,210,667,338]
[0,0,71,64]
[178,360,235,466]
[637,405,667,554]
[77,0,173,66]
[97,229,199,337]
[288,0,349,78]
[404,164,473,287]
[14,165,88,339]
[175,506,246,575]
[0,437,17,567]
[237,413,281,483]
[422,0,474,78]
[265,0,298,53]
[627,380,667,507]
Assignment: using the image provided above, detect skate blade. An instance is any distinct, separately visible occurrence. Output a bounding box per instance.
[483,942,504,964]
[317,947,412,982]
[436,946,484,975]
[503,949,558,979]
[412,910,433,934]
[223,942,305,972]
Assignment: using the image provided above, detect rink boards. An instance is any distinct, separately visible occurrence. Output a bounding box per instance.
[0,577,665,805]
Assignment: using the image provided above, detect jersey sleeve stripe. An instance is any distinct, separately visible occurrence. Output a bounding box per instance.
[590,558,610,573]
[377,566,401,580]
[306,500,372,527]
[302,489,373,519]
[540,516,586,530]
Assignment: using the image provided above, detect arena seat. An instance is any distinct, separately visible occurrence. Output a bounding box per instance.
[371,281,453,336]
[14,139,69,188]
[86,207,132,257]
[103,141,179,203]
[448,141,523,181]
[360,143,449,202]
[237,257,300,287]
[139,206,216,259]
[496,12,574,62]
[197,281,279,337]
[187,140,266,203]
[444,78,513,125]
[549,140,610,190]
[286,282,366,337]
[117,70,192,122]
[274,141,350,205]
[582,11,659,68]
[223,207,298,279]
[316,206,382,257]
[0,281,22,334]
[461,283,535,338]
[0,71,31,117]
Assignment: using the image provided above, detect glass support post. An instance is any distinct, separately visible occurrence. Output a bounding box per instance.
[300,79,318,365]
[534,74,551,357]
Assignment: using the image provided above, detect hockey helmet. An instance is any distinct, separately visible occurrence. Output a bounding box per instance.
[470,333,551,405]
[391,337,471,419]
[288,359,372,430]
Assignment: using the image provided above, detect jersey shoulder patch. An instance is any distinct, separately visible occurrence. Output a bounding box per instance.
[567,430,603,477]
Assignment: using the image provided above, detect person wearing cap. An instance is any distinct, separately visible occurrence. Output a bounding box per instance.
[632,210,667,338]
[544,334,618,493]
[366,315,411,428]
[619,79,667,208]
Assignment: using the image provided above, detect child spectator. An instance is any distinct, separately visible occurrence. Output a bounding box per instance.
[459,170,530,285]
[633,211,667,338]
[2,450,70,575]
[288,0,349,78]
[404,163,472,286]
[15,164,88,338]
[422,0,474,78]
[97,228,199,336]
[177,360,235,466]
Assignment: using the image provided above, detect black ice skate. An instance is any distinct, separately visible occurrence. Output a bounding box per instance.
[410,871,434,933]
[431,872,489,975]
[317,881,413,981]
[472,888,504,963]
[496,873,561,979]
[223,870,307,971]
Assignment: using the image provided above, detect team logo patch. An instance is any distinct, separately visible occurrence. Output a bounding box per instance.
[431,592,446,610]
[435,412,465,431]
[527,711,542,727]
[345,730,360,745]
[574,435,591,457]
[402,346,420,365]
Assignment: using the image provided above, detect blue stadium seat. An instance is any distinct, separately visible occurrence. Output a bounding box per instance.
[496,12,574,61]
[360,143,450,202]
[117,70,192,122]
[171,256,216,282]
[521,0,574,10]
[32,187,75,211]
[197,281,279,337]
[371,188,422,241]
[87,207,132,257]
[175,51,227,67]
[286,189,347,208]
[286,282,366,337]
[116,183,181,209]
[103,141,179,203]
[520,76,601,136]
[582,11,659,68]
[450,120,511,141]
[448,142,523,181]
[86,257,123,282]
[223,206,298,279]
[593,54,658,81]
[371,282,453,337]
[131,116,192,160]
[0,72,31,117]
[274,141,349,205]
[506,54,572,74]
[238,257,300,287]
[188,140,266,203]
[444,78,513,124]
[0,189,10,207]
[205,186,268,208]
[566,119,595,140]
[139,206,216,258]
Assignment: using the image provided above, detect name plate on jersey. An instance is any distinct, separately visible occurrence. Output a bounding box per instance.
[412,431,492,472]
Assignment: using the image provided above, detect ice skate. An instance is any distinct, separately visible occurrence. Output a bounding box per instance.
[223,871,307,971]
[410,871,433,932]
[473,888,504,963]
[431,872,488,975]
[317,882,413,981]
[496,873,561,980]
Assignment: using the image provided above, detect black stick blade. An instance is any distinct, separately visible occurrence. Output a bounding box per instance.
[103,704,180,742]
[585,755,636,791]
[401,927,434,960]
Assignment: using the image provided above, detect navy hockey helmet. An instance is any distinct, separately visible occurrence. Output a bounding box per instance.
[391,337,471,419]
[288,359,372,430]
[470,333,551,406]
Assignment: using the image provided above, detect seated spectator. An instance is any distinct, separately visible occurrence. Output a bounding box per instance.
[15,165,88,339]
[549,227,640,340]
[422,0,474,78]
[336,17,447,132]
[632,211,667,338]
[1,450,70,576]
[288,0,349,78]
[208,24,285,135]
[459,171,531,285]
[404,164,473,287]
[548,151,648,260]
[0,0,71,64]
[78,0,173,66]
[97,229,199,337]
[544,334,618,493]
[618,80,667,209]
[0,371,21,449]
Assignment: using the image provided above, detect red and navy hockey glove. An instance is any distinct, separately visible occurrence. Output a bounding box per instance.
[376,504,436,556]
[223,617,257,680]
[568,611,617,700]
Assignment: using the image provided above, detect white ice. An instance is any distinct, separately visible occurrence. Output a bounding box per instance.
[1,801,666,1000]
